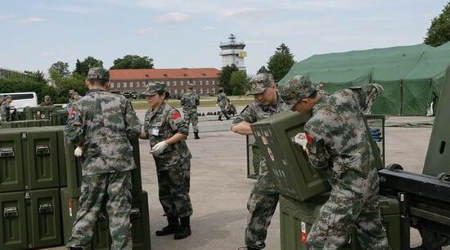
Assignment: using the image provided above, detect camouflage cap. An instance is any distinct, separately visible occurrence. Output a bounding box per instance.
[86,67,109,82]
[247,73,275,95]
[141,82,168,96]
[281,75,316,109]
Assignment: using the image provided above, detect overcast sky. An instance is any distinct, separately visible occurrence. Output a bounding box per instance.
[0,0,448,75]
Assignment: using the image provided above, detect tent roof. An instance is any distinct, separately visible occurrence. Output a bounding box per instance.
[279,42,450,86]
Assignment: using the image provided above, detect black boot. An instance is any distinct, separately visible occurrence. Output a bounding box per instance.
[68,248,83,250]
[156,216,179,236]
[218,114,222,121]
[174,216,191,239]
[194,132,200,139]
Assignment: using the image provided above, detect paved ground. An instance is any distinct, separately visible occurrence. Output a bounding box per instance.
[49,107,447,250]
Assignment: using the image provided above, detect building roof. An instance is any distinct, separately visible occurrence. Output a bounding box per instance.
[109,68,221,81]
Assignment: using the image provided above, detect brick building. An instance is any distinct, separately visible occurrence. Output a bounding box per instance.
[109,68,221,97]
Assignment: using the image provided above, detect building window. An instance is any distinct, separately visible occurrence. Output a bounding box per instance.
[200,88,203,94]
[206,88,210,94]
[206,80,209,86]
[199,81,202,86]
[181,89,184,93]
[130,82,134,88]
[174,89,178,94]
[124,82,127,88]
[180,81,184,86]
[110,82,115,88]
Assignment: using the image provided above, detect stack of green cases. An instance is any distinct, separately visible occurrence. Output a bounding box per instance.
[0,126,67,249]
[0,120,51,129]
[60,188,151,250]
[279,194,402,250]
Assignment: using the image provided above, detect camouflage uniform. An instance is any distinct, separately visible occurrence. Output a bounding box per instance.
[232,73,289,249]
[180,89,200,133]
[64,67,141,250]
[281,76,389,250]
[0,98,11,122]
[143,86,193,219]
[40,95,53,106]
[217,91,230,120]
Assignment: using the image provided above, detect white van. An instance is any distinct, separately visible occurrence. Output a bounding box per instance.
[0,92,38,111]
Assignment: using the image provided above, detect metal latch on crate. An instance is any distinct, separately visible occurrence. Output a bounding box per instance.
[38,203,54,214]
[35,145,50,156]
[0,147,14,158]
[3,207,19,218]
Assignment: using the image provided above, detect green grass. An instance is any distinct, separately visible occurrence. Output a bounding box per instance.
[132,96,254,109]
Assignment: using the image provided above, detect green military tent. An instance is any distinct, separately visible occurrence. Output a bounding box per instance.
[278,42,450,115]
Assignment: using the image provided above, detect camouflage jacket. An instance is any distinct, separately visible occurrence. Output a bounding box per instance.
[0,102,10,121]
[305,84,384,191]
[64,89,141,176]
[180,92,199,113]
[216,92,229,108]
[233,94,290,174]
[144,102,191,171]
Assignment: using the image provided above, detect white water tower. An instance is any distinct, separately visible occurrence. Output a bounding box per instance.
[219,34,246,71]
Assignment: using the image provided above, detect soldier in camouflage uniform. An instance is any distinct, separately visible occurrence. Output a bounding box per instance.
[231,73,289,250]
[64,67,141,250]
[281,75,390,250]
[180,83,200,139]
[0,96,12,122]
[140,82,193,240]
[217,87,230,120]
[40,95,53,106]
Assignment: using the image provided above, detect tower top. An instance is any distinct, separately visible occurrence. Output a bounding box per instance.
[220,33,245,49]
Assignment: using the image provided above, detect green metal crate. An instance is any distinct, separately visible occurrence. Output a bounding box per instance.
[279,194,402,250]
[246,135,262,179]
[60,188,151,250]
[0,188,62,250]
[251,112,330,202]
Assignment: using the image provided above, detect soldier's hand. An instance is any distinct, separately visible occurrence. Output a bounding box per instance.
[74,146,83,157]
[150,141,168,156]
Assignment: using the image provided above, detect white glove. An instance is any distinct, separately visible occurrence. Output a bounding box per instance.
[150,141,168,156]
[74,146,83,157]
[293,133,308,150]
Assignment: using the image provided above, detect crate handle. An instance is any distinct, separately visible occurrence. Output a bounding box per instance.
[0,147,14,158]
[3,207,18,218]
[130,208,141,217]
[38,203,54,214]
[35,145,50,156]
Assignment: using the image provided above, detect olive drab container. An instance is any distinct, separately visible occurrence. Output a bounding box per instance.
[64,138,143,202]
[251,112,330,202]
[279,194,402,250]
[60,188,151,250]
[251,112,386,202]
[0,188,62,249]
[423,67,450,177]
[0,127,67,193]
[246,135,262,179]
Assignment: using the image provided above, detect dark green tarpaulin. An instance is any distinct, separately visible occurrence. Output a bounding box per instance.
[279,43,450,115]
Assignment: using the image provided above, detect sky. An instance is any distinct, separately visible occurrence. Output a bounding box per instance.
[0,0,448,76]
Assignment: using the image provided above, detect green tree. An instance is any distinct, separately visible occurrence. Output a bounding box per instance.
[267,43,295,82]
[110,55,154,69]
[219,64,239,95]
[425,3,450,47]
[48,61,70,82]
[229,71,250,95]
[257,65,269,74]
[24,70,46,83]
[74,56,104,76]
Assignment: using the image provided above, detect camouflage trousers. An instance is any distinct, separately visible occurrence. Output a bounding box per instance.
[183,110,199,133]
[245,170,279,249]
[156,159,193,218]
[307,172,390,250]
[67,171,132,250]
